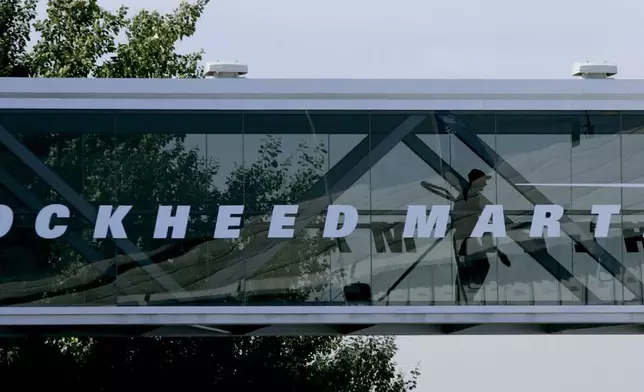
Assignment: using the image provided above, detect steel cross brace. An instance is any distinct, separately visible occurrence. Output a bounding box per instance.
[0,124,186,297]
[436,113,643,301]
[189,115,428,294]
[401,133,598,303]
[0,167,104,263]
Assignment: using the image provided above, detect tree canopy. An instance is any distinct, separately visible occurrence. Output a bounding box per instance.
[0,1,419,390]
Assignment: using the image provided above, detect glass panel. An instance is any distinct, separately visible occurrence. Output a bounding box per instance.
[242,111,369,305]
[327,134,370,304]
[369,113,456,305]
[2,109,642,308]
[570,112,626,304]
[495,112,578,305]
[0,110,117,305]
[113,110,242,306]
[620,112,644,304]
[415,132,458,305]
[438,112,500,305]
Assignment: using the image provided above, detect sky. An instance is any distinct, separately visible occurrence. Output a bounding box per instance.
[39,0,644,390]
[99,0,644,80]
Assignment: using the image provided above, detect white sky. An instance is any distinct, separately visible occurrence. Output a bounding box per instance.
[40,0,644,389]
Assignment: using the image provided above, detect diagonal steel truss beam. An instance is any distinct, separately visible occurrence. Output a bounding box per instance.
[435,112,643,301]
[0,124,185,297]
[0,167,104,263]
[402,134,596,303]
[199,115,429,294]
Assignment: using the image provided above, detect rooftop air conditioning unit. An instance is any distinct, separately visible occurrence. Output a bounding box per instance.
[572,62,618,79]
[204,61,248,78]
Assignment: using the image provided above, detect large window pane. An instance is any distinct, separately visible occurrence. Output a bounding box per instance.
[3,108,642,308]
[113,111,243,306]
[242,111,368,305]
[570,113,625,304]
[437,112,500,305]
[0,110,117,306]
[620,112,644,304]
[496,112,577,304]
[369,113,458,305]
[327,134,370,304]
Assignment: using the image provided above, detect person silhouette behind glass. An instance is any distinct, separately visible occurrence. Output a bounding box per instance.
[451,169,511,304]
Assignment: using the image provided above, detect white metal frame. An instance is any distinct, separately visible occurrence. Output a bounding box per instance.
[2,305,644,325]
[3,77,644,111]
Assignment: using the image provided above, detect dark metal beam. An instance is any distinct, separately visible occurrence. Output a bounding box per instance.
[436,113,643,302]
[402,134,596,303]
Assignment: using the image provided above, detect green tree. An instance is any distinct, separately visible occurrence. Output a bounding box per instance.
[0,0,37,76]
[1,335,418,391]
[0,1,419,390]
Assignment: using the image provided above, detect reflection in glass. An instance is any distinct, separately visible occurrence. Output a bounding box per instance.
[496,113,577,304]
[370,114,458,304]
[1,109,644,307]
[111,111,243,305]
[328,133,371,304]
[570,114,624,304]
[0,111,118,305]
[621,113,644,303]
[445,116,500,305]
[242,111,369,305]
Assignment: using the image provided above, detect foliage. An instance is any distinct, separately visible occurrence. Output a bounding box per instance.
[0,0,419,390]
[1,336,416,391]
[0,0,37,76]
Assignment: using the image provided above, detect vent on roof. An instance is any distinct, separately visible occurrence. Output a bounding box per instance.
[572,62,617,79]
[204,61,248,78]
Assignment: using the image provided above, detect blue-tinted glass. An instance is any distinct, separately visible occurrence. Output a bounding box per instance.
[1,109,642,308]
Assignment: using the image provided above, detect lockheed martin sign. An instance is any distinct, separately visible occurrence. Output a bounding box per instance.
[0,203,631,240]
